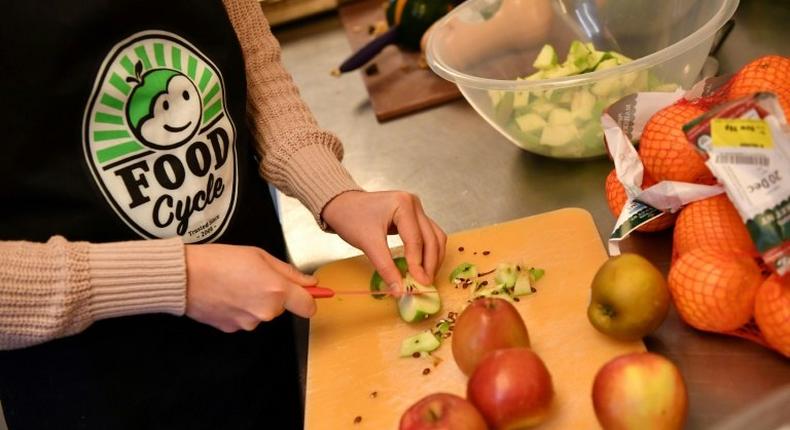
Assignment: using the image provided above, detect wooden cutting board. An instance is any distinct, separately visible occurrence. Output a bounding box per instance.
[337,0,462,121]
[305,208,645,429]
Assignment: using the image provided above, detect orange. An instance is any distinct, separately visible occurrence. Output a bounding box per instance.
[673,194,757,258]
[668,248,762,332]
[754,275,790,357]
[604,169,676,232]
[727,55,790,121]
[639,103,715,185]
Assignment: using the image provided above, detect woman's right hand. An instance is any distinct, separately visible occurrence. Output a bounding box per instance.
[184,244,317,333]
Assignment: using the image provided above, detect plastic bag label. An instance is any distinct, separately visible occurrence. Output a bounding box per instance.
[685,93,790,276]
[711,118,774,149]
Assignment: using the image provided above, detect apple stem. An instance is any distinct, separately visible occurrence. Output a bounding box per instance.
[427,403,442,422]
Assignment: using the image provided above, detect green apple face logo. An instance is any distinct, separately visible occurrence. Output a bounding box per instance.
[127,69,202,149]
[83,31,238,243]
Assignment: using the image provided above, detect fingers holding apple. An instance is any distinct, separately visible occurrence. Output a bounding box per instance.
[467,348,554,429]
[452,297,530,376]
[592,352,688,430]
[399,393,488,430]
[587,254,670,341]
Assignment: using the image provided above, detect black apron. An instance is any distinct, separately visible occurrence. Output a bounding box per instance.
[0,1,304,428]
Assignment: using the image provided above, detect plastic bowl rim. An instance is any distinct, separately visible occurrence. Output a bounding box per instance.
[426,0,740,91]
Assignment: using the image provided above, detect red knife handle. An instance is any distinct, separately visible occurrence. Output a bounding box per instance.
[304,286,336,299]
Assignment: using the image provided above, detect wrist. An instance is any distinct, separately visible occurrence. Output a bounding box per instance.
[321,190,364,229]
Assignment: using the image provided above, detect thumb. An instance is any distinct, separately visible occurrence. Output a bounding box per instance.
[260,251,318,286]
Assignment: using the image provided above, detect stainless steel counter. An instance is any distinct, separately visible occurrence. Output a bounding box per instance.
[274,1,790,428]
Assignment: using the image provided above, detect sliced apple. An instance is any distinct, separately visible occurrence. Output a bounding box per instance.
[398,274,441,323]
[400,330,441,357]
[369,257,409,299]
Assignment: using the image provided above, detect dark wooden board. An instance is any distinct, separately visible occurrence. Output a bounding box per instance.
[337,0,462,121]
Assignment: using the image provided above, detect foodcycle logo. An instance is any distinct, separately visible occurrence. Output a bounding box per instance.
[83,31,237,243]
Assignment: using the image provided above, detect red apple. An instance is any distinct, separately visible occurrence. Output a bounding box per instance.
[452,297,530,375]
[592,352,688,430]
[467,348,553,429]
[399,392,488,430]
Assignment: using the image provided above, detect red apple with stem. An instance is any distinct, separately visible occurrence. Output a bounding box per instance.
[467,347,554,429]
[592,352,688,430]
[399,393,488,430]
[452,297,530,375]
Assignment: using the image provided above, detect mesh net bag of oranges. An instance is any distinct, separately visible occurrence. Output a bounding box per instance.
[602,55,790,357]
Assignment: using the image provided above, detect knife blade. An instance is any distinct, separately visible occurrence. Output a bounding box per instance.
[303,286,438,299]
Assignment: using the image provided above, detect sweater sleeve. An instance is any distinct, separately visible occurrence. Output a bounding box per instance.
[222,0,362,227]
[0,236,186,350]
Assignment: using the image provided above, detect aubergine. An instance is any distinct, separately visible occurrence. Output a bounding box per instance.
[336,0,455,74]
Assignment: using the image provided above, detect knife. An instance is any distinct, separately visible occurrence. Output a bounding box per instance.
[303,286,438,299]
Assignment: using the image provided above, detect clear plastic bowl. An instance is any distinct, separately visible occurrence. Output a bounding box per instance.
[427,0,739,159]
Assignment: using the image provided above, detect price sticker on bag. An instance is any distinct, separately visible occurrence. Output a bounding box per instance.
[711,118,774,149]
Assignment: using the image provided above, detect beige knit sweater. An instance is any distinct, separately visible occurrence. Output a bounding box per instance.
[0,0,360,350]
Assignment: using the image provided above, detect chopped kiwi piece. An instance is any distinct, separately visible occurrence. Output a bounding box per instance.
[369,257,408,299]
[399,330,441,357]
[398,274,441,323]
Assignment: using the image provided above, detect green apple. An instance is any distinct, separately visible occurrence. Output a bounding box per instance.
[587,254,669,341]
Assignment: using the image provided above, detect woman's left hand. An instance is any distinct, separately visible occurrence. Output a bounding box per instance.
[322,191,447,294]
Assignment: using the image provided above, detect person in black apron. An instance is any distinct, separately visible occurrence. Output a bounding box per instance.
[0,1,446,429]
[0,1,312,428]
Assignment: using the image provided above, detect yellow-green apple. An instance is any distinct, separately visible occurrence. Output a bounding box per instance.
[467,348,553,429]
[592,352,688,430]
[452,297,530,375]
[587,253,670,341]
[399,393,488,430]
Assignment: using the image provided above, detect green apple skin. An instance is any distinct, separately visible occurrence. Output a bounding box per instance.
[587,253,670,341]
[592,352,688,430]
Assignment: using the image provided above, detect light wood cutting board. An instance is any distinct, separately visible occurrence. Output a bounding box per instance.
[305,208,645,429]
